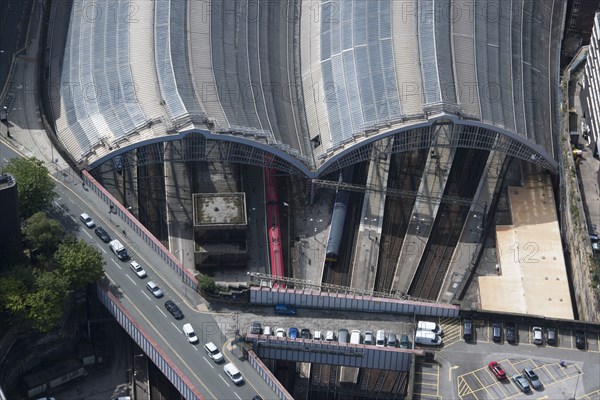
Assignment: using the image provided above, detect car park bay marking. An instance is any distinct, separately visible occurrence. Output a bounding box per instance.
[219,375,230,387]
[126,275,137,285]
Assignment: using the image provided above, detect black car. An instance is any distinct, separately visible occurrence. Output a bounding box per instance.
[492,322,502,342]
[301,328,311,339]
[575,331,586,349]
[165,300,184,320]
[250,321,262,335]
[463,320,473,341]
[506,323,517,344]
[94,226,111,243]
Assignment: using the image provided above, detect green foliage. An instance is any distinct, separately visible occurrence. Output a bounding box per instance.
[23,270,70,332]
[0,275,29,315]
[199,274,217,293]
[54,237,104,290]
[24,212,64,255]
[1,157,56,219]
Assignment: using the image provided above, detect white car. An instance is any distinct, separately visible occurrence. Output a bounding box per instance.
[183,323,198,344]
[275,327,286,338]
[204,342,223,362]
[146,281,163,298]
[532,327,543,345]
[129,261,147,278]
[79,212,95,228]
[224,362,244,385]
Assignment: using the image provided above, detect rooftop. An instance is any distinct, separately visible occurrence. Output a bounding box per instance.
[193,193,247,227]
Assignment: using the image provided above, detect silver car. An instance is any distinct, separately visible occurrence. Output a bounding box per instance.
[532,327,543,345]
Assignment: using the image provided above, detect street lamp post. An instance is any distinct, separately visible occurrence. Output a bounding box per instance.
[2,106,9,138]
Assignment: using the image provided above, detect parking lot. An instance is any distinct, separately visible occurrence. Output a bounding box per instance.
[457,358,582,399]
[429,318,600,399]
[437,319,600,352]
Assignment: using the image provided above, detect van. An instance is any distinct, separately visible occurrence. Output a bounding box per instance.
[417,321,443,335]
[182,323,198,344]
[263,326,272,336]
[338,329,349,343]
[204,342,224,362]
[350,329,361,344]
[463,320,473,341]
[274,304,297,316]
[223,363,243,384]
[109,239,129,261]
[376,330,385,347]
[415,331,443,346]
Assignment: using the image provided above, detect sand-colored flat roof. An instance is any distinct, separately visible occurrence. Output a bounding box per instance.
[479,181,573,319]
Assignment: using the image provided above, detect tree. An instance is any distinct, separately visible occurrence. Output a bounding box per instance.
[199,275,217,293]
[23,270,70,332]
[0,275,28,316]
[1,157,56,219]
[24,212,64,255]
[54,237,105,290]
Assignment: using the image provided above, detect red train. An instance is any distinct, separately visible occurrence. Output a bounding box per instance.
[264,166,285,287]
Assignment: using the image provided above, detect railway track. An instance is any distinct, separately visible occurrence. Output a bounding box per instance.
[374,149,428,293]
[323,162,368,287]
[408,148,489,300]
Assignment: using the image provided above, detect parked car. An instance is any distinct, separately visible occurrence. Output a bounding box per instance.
[506,323,517,344]
[146,281,163,298]
[522,367,543,390]
[575,331,586,349]
[338,329,349,343]
[325,330,335,341]
[313,330,322,340]
[364,331,374,345]
[80,212,96,228]
[250,321,262,334]
[532,326,543,345]
[263,326,272,336]
[129,261,147,278]
[224,363,244,385]
[547,327,557,346]
[288,327,299,339]
[492,322,502,342]
[274,304,296,316]
[463,320,474,341]
[488,361,507,380]
[204,342,223,362]
[301,328,311,339]
[512,374,531,393]
[94,226,111,242]
[275,328,286,338]
[387,333,397,347]
[376,330,385,347]
[400,334,409,349]
[182,323,198,344]
[165,300,184,319]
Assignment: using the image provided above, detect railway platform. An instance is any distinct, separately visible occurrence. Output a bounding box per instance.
[350,139,390,291]
[391,126,456,295]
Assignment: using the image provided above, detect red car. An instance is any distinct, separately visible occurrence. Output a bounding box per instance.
[488,361,507,380]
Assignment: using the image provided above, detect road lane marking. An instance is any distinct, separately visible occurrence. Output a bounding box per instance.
[141,291,151,301]
[203,356,215,368]
[171,322,181,333]
[155,305,168,318]
[97,244,107,254]
[81,228,93,239]
[219,375,230,387]
[126,275,137,285]
[234,392,242,400]
[112,259,122,269]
